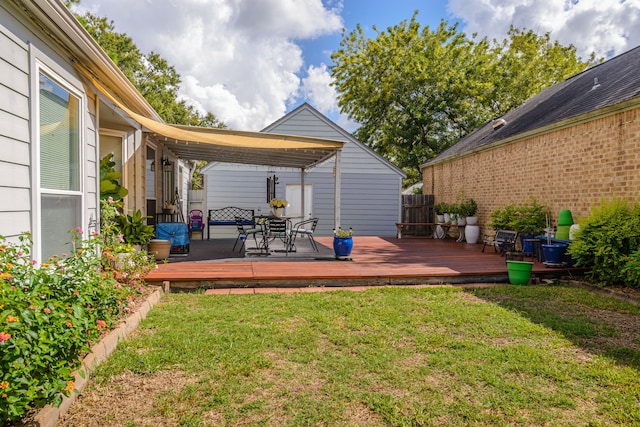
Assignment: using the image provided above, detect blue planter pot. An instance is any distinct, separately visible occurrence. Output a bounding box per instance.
[333,236,353,259]
[520,235,535,253]
[542,243,568,264]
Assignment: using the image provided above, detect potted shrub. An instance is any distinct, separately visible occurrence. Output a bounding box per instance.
[119,209,155,249]
[433,202,447,223]
[489,204,517,230]
[512,198,548,253]
[333,227,353,260]
[460,199,478,223]
[460,199,480,243]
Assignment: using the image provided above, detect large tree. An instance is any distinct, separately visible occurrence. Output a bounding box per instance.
[75,11,224,128]
[331,14,597,184]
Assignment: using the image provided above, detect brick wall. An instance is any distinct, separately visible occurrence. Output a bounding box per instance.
[422,106,640,235]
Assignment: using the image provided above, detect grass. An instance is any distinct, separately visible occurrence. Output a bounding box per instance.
[60,285,640,426]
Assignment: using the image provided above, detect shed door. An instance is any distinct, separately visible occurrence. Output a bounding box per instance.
[286,184,312,219]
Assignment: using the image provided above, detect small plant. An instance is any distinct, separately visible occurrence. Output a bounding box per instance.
[511,197,548,236]
[269,198,288,209]
[118,209,155,246]
[334,228,353,238]
[490,204,517,230]
[459,199,478,217]
[434,202,448,215]
[100,154,128,201]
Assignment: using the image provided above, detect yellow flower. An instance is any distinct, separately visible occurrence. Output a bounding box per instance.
[0,273,12,280]
[5,315,18,323]
[66,380,75,394]
[0,381,8,389]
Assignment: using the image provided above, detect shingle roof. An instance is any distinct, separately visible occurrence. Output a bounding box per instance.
[424,45,640,165]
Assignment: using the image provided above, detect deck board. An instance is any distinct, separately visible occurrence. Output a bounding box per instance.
[144,236,583,290]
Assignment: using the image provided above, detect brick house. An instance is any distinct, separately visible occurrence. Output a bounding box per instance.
[421,45,640,234]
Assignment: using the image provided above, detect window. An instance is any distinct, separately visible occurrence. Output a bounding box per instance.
[38,71,82,259]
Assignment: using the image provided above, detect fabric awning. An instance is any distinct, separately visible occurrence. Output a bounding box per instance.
[78,68,343,169]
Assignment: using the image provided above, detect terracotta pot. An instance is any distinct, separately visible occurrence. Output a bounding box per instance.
[148,239,171,260]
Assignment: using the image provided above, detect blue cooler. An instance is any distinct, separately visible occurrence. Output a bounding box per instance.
[155,222,190,254]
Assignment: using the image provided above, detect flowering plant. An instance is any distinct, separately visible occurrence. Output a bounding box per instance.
[334,227,353,238]
[269,198,288,209]
[0,230,147,423]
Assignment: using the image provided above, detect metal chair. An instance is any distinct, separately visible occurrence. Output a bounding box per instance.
[188,209,204,240]
[233,216,262,252]
[264,217,291,256]
[290,218,319,252]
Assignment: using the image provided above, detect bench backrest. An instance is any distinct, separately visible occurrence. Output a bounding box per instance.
[495,230,517,243]
[208,207,254,224]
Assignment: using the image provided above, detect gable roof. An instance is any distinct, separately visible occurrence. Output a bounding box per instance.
[262,103,406,177]
[423,45,640,167]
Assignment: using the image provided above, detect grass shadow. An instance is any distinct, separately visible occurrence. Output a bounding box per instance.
[464,283,640,371]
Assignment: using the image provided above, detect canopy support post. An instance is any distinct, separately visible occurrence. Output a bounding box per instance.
[334,150,341,231]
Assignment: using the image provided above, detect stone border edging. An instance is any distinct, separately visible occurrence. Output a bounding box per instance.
[33,284,166,427]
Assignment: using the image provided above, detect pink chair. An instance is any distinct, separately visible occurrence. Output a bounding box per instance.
[188,209,204,239]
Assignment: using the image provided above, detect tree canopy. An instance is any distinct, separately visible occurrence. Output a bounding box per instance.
[74,11,224,128]
[331,14,597,184]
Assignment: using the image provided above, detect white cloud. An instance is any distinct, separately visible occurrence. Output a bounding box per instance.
[75,0,343,130]
[447,0,640,59]
[302,64,338,113]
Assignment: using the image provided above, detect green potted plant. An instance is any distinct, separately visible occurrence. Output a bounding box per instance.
[460,199,478,219]
[118,209,155,248]
[489,204,517,231]
[460,199,480,243]
[512,197,548,236]
[512,198,548,254]
[434,202,447,223]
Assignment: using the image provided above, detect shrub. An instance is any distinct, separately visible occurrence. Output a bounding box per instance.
[489,198,548,235]
[459,199,478,217]
[489,203,518,230]
[568,197,640,287]
[511,197,548,236]
[0,230,140,423]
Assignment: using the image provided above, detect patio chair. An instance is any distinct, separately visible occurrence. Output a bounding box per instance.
[264,217,292,256]
[188,209,204,240]
[233,216,262,252]
[290,217,319,252]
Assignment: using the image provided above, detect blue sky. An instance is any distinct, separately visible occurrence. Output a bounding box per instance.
[74,0,640,132]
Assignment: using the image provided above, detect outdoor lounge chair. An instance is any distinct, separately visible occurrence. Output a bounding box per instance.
[290,217,319,252]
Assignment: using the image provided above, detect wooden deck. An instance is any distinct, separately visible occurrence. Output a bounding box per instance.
[144,236,585,291]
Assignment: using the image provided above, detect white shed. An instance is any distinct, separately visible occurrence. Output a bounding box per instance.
[202,103,406,237]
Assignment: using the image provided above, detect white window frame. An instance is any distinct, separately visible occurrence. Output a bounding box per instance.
[32,60,85,261]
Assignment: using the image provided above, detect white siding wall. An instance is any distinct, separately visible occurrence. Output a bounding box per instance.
[0,20,31,241]
[0,5,99,252]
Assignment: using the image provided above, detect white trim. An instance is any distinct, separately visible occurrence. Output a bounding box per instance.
[32,57,85,260]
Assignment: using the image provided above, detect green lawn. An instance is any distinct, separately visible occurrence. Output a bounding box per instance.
[60,285,640,427]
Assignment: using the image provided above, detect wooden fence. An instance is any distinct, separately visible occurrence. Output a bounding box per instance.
[400,194,434,236]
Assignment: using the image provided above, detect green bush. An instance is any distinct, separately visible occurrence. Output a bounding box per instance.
[568,198,640,287]
[0,231,138,423]
[489,203,518,230]
[489,198,548,235]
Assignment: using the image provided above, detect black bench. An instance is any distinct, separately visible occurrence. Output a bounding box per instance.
[207,207,254,240]
[482,230,517,256]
